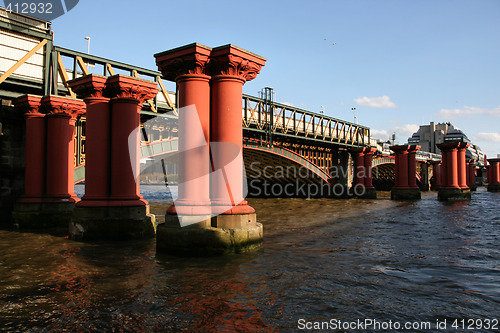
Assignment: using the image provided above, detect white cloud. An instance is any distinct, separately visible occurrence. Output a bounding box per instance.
[473,132,500,143]
[282,101,295,107]
[371,129,390,139]
[371,124,419,142]
[437,105,500,119]
[393,124,419,138]
[354,95,398,108]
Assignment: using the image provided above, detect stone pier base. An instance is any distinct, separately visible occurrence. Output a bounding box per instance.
[391,188,421,200]
[12,201,75,229]
[354,187,377,199]
[70,205,156,240]
[487,184,500,192]
[438,188,471,201]
[157,213,263,256]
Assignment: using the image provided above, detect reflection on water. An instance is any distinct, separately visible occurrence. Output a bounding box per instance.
[0,186,499,331]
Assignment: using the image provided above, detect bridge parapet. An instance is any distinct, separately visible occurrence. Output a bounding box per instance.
[242,95,370,148]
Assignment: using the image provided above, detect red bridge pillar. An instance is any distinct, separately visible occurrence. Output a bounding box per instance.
[155,43,212,223]
[437,142,471,201]
[69,75,159,240]
[352,147,377,198]
[467,160,477,191]
[430,161,442,191]
[208,45,266,221]
[487,158,500,192]
[68,74,110,204]
[107,75,158,206]
[11,96,45,227]
[457,143,469,190]
[390,145,421,200]
[42,96,85,204]
[354,149,365,188]
[15,95,45,203]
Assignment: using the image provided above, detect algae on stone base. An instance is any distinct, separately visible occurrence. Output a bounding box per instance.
[70,205,156,240]
[438,188,471,201]
[157,213,263,256]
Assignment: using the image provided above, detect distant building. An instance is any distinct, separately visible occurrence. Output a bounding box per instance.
[408,122,485,165]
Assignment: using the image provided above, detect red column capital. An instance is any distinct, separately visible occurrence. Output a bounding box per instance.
[41,95,86,119]
[209,44,266,82]
[14,94,43,116]
[106,75,158,104]
[437,142,460,151]
[155,43,212,80]
[390,144,410,154]
[407,145,421,153]
[68,74,108,101]
[457,142,470,150]
[352,147,366,155]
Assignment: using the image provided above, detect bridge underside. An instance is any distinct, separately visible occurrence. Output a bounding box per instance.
[372,162,426,191]
[243,148,331,198]
[372,164,396,191]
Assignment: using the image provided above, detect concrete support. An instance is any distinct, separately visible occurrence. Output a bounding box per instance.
[154,43,266,255]
[390,145,421,200]
[467,160,477,191]
[487,158,500,192]
[437,142,471,201]
[69,75,158,240]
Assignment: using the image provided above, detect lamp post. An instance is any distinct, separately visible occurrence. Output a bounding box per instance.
[84,36,91,68]
[84,36,90,54]
[352,107,357,124]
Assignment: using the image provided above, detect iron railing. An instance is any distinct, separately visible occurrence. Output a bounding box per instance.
[243,95,371,147]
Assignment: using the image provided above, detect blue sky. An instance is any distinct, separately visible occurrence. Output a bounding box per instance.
[16,0,500,156]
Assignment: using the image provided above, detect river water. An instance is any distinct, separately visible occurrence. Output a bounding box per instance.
[0,185,499,332]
